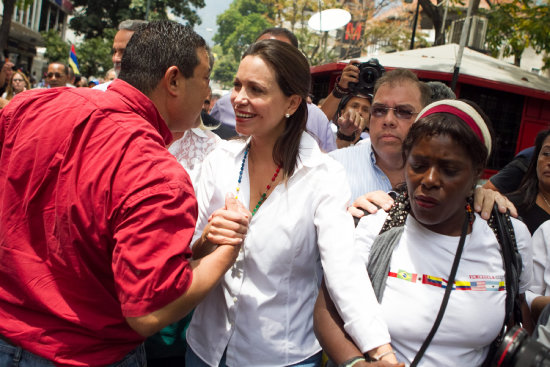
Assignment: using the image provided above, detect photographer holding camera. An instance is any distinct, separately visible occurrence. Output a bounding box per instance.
[321,59,384,148]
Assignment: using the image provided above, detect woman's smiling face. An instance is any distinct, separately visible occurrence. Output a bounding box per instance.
[406,134,477,236]
[230,55,296,139]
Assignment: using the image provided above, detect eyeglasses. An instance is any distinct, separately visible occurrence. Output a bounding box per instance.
[47,72,63,78]
[370,104,418,120]
[12,78,24,82]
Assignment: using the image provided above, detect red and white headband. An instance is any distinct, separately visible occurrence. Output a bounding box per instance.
[415,99,492,154]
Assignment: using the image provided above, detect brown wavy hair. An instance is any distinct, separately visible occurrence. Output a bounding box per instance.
[241,39,310,179]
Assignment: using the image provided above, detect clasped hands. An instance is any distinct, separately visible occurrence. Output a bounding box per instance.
[203,193,251,247]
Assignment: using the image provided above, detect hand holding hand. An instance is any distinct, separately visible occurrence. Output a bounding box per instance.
[204,193,251,246]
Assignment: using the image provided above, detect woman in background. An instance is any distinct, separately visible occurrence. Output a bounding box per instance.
[507,129,550,234]
[2,71,31,100]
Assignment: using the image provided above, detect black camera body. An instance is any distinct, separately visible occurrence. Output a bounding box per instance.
[348,58,385,97]
[492,326,550,367]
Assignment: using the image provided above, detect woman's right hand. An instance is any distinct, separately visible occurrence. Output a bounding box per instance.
[203,193,251,246]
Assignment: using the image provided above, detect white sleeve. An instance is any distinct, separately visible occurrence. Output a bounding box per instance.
[191,150,220,246]
[354,210,388,266]
[315,162,390,353]
[512,218,533,294]
[526,221,550,307]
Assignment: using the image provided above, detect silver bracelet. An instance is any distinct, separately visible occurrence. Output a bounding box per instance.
[371,350,395,361]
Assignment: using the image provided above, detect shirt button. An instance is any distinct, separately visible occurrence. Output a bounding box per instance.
[233,297,238,303]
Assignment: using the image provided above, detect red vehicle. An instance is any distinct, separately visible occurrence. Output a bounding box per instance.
[310,44,550,177]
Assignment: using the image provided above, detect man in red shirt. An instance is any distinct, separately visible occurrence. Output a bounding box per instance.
[0,21,249,366]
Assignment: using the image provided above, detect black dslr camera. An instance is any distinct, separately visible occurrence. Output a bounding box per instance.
[491,326,550,367]
[348,58,385,97]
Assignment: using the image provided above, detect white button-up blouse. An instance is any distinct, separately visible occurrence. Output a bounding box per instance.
[186,133,389,366]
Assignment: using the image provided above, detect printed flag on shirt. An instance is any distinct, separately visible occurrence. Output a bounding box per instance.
[397,269,417,282]
[486,280,501,291]
[68,44,80,75]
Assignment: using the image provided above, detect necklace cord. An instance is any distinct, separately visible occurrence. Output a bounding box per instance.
[410,211,470,367]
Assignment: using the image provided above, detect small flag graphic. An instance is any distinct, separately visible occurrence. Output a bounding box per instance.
[68,44,80,75]
[397,269,417,283]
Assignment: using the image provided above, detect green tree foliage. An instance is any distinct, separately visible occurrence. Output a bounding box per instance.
[365,16,429,53]
[211,46,239,89]
[76,29,116,77]
[69,0,205,39]
[213,0,273,61]
[42,28,115,77]
[42,29,70,63]
[486,0,550,69]
[210,0,273,85]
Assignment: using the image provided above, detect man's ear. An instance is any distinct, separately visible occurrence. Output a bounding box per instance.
[163,66,181,97]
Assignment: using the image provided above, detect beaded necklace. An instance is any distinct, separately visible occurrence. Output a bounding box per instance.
[235,144,281,216]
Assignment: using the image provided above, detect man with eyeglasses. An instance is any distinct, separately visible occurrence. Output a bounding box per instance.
[330,68,516,220]
[45,62,69,88]
[329,69,429,202]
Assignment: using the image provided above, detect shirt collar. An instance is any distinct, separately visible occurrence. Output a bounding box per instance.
[369,143,378,165]
[107,79,173,145]
[221,133,325,169]
[191,127,209,139]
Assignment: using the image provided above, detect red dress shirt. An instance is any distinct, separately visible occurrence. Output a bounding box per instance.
[0,80,197,366]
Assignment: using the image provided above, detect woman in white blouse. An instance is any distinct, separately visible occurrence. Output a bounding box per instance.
[185,40,397,367]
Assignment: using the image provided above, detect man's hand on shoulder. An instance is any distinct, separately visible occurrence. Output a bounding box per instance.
[348,190,394,219]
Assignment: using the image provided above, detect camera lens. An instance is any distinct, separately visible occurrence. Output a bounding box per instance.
[348,59,384,96]
[360,68,376,85]
[493,326,550,367]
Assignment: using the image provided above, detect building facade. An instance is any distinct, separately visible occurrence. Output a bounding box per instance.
[0,0,73,80]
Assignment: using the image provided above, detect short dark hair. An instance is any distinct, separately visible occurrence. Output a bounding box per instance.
[118,20,207,95]
[242,39,310,178]
[374,68,431,108]
[256,27,299,48]
[512,129,550,210]
[426,81,456,102]
[402,99,494,176]
[49,62,69,75]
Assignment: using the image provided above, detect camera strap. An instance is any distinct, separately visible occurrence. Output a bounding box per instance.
[409,212,470,367]
[481,205,523,367]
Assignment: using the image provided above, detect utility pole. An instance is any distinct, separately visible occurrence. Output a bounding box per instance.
[408,0,421,50]
[450,0,474,91]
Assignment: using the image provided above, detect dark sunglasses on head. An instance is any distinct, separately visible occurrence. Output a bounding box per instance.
[370,104,418,120]
[47,72,63,78]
